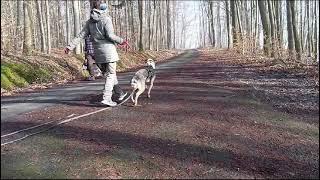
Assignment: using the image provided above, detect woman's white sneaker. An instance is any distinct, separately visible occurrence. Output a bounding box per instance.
[101,99,117,107]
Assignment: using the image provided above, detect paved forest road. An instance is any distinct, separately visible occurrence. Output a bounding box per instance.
[1,49,319,179]
[0,50,195,121]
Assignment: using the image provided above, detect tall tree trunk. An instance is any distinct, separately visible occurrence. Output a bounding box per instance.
[172,1,176,49]
[286,0,294,56]
[314,0,318,61]
[217,2,221,48]
[45,0,51,54]
[306,0,311,56]
[159,1,163,49]
[300,0,304,51]
[138,0,144,51]
[290,1,302,60]
[28,2,36,50]
[132,0,137,50]
[310,1,315,57]
[226,0,232,49]
[258,0,271,56]
[155,1,159,51]
[200,3,205,47]
[16,0,24,49]
[23,1,32,55]
[66,0,70,44]
[230,0,238,46]
[250,0,254,52]
[152,0,157,51]
[148,0,152,50]
[254,0,259,50]
[72,0,81,54]
[166,0,171,49]
[267,0,275,57]
[244,1,250,36]
[161,1,166,49]
[36,0,46,52]
[207,9,212,46]
[275,0,282,50]
[125,0,129,52]
[57,0,63,46]
[209,1,215,47]
[235,1,243,42]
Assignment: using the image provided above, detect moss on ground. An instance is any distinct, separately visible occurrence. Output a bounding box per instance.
[1,52,85,91]
[1,65,28,88]
[1,62,53,90]
[1,73,14,90]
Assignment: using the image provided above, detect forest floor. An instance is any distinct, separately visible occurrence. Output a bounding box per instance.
[1,49,319,179]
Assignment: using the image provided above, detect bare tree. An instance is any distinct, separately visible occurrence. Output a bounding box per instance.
[36,0,46,52]
[290,1,302,60]
[258,0,271,56]
[23,1,32,55]
[286,0,294,56]
[16,0,24,49]
[45,0,51,54]
[209,0,215,47]
[166,0,172,49]
[138,0,144,51]
[267,0,276,57]
[225,0,232,49]
[217,2,222,48]
[313,0,318,60]
[274,0,283,50]
[230,0,238,46]
[66,0,70,45]
[72,0,81,54]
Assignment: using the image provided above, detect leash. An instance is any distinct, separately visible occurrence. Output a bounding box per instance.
[117,39,131,52]
[1,107,111,146]
[117,91,135,106]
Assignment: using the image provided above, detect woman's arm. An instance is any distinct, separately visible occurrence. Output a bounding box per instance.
[103,17,124,44]
[66,21,90,50]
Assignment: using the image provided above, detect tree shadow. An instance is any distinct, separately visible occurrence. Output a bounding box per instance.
[1,120,318,179]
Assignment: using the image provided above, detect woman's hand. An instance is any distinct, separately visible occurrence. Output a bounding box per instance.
[120,40,129,46]
[118,40,131,51]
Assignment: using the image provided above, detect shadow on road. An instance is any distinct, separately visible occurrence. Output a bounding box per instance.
[1,120,318,179]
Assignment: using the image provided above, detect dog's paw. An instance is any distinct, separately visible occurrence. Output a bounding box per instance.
[147,94,151,98]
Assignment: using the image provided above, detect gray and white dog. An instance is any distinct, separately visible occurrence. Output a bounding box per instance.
[130,59,156,106]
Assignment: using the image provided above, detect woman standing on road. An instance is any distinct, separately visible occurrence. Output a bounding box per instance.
[65,0,129,107]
